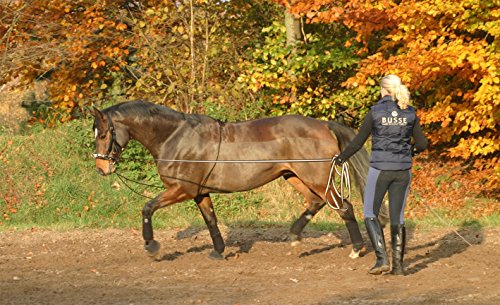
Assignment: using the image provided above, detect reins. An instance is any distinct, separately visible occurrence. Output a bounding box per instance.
[114,172,159,200]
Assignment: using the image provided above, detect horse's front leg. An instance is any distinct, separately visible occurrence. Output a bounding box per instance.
[195,194,225,260]
[142,186,193,258]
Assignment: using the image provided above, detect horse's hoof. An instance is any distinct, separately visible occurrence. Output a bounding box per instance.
[209,250,224,260]
[349,248,360,259]
[349,246,366,259]
[208,250,224,260]
[144,240,161,258]
[289,233,301,243]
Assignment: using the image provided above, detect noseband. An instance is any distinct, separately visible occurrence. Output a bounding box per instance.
[92,112,123,164]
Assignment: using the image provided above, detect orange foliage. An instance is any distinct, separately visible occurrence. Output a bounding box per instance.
[408,156,499,219]
[1,0,266,121]
[0,1,134,123]
[281,0,499,187]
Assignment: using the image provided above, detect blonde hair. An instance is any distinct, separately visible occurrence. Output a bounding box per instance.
[380,74,410,109]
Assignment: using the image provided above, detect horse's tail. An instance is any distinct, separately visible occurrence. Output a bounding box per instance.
[327,121,370,201]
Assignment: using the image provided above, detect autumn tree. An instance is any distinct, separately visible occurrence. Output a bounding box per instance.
[237,18,362,123]
[0,0,281,123]
[0,0,140,121]
[261,0,498,188]
[123,0,281,117]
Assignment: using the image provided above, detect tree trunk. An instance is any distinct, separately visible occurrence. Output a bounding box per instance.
[284,3,302,104]
[284,3,302,47]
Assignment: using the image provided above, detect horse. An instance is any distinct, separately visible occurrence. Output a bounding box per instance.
[91,100,370,260]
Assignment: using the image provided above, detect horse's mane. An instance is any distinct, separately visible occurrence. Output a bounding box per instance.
[104,100,180,118]
[105,100,216,127]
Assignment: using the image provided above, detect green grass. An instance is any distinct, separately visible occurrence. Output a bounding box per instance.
[1,118,498,232]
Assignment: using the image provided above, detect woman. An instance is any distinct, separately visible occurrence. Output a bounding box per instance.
[336,75,428,275]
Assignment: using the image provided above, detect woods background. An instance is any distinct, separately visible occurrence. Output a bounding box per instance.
[0,0,498,226]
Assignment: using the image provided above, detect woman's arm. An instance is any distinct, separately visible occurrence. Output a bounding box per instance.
[412,116,428,152]
[338,111,373,162]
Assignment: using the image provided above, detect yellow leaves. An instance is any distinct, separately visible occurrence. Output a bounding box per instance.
[306,11,318,19]
[421,66,430,76]
[449,135,500,158]
[174,26,185,34]
[463,120,476,134]
[390,34,403,42]
[344,4,496,160]
[441,117,452,128]
[91,61,106,69]
[419,99,452,126]
[116,23,127,31]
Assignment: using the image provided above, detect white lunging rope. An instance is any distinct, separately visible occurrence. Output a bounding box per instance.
[325,156,351,211]
[120,156,353,210]
[154,156,352,210]
[154,158,332,163]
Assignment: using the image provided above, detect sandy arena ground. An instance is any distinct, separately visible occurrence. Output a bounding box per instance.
[1,226,499,305]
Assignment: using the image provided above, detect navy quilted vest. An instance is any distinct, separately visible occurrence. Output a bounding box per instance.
[370,96,416,170]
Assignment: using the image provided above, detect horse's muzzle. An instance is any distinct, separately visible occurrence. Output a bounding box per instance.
[96,167,109,176]
[95,159,115,176]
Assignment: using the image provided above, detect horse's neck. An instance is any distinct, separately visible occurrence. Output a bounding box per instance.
[120,113,184,158]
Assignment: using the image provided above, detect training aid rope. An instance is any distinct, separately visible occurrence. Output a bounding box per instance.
[325,156,351,211]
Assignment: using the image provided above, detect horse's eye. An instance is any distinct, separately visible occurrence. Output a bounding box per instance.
[94,128,106,139]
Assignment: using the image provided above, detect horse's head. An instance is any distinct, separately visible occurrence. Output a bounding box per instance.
[90,107,129,176]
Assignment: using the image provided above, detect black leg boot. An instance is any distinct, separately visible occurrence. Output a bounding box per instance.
[364,217,390,275]
[390,224,406,275]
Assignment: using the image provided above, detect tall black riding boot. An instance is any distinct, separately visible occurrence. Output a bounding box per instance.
[364,217,390,275]
[390,224,406,275]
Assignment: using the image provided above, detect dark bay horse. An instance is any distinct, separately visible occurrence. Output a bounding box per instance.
[91,100,370,259]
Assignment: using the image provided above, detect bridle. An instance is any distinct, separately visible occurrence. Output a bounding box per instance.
[92,112,124,164]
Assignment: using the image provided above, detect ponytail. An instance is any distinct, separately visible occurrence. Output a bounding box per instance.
[380,75,411,109]
[395,84,410,110]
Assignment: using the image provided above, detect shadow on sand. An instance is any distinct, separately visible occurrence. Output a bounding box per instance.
[404,220,483,275]
[155,222,354,262]
[155,220,482,269]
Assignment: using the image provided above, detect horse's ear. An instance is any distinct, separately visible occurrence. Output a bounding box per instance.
[90,107,105,122]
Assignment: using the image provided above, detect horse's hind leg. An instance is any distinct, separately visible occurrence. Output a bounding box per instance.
[195,194,225,260]
[335,199,365,259]
[286,173,365,258]
[290,201,325,244]
[285,174,325,243]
